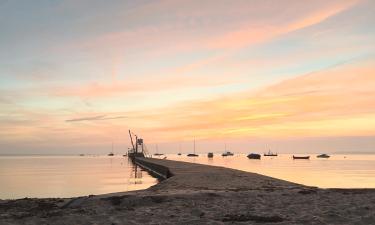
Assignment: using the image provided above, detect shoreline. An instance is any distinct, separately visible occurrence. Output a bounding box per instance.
[1,158,375,224]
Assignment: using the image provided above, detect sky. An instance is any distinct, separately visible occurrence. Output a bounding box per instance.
[0,0,375,154]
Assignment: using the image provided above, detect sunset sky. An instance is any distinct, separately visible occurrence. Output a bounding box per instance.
[1,0,374,154]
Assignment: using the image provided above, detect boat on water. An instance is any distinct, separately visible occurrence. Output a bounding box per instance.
[317,154,330,158]
[293,155,310,159]
[222,151,234,156]
[187,138,199,157]
[264,149,277,157]
[153,144,164,156]
[247,153,261,159]
[108,142,115,156]
[177,143,182,156]
[221,143,233,156]
[208,152,214,158]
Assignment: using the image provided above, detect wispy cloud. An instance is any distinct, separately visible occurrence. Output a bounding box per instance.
[128,59,375,141]
[65,115,127,122]
[1,0,374,153]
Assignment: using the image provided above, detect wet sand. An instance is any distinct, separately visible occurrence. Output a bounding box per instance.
[1,158,375,224]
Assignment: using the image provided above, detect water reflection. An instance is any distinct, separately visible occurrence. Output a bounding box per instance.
[129,163,143,185]
[0,156,158,199]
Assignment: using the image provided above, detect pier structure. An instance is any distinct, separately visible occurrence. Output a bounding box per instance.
[127,130,148,158]
[133,157,301,191]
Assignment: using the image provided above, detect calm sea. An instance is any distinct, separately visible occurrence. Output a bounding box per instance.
[1,153,375,199]
[0,156,157,200]
[168,153,375,189]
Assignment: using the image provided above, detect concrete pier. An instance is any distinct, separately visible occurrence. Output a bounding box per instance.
[134,157,302,192]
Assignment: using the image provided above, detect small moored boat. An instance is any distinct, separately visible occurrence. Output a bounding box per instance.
[317,154,330,158]
[154,144,164,156]
[108,142,114,156]
[187,138,198,157]
[178,143,182,156]
[208,152,214,158]
[222,151,234,157]
[264,149,277,157]
[293,155,310,159]
[221,143,233,156]
[247,153,261,159]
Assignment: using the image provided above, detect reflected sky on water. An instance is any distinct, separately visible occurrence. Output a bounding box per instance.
[0,156,157,199]
[166,153,375,188]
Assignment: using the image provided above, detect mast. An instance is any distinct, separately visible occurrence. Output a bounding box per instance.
[194,137,196,154]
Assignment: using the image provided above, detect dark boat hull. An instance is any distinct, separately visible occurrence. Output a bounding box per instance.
[208,153,214,158]
[247,154,261,159]
[293,155,310,159]
[187,154,198,157]
[264,154,278,157]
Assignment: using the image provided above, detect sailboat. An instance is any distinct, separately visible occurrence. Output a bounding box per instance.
[108,142,114,156]
[187,138,198,157]
[222,143,234,156]
[264,149,278,157]
[178,142,182,155]
[153,144,164,156]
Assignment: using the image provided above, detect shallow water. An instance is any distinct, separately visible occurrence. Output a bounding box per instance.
[0,156,157,199]
[1,153,375,199]
[166,153,375,188]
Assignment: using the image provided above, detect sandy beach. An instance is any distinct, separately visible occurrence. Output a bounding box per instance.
[1,158,375,225]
